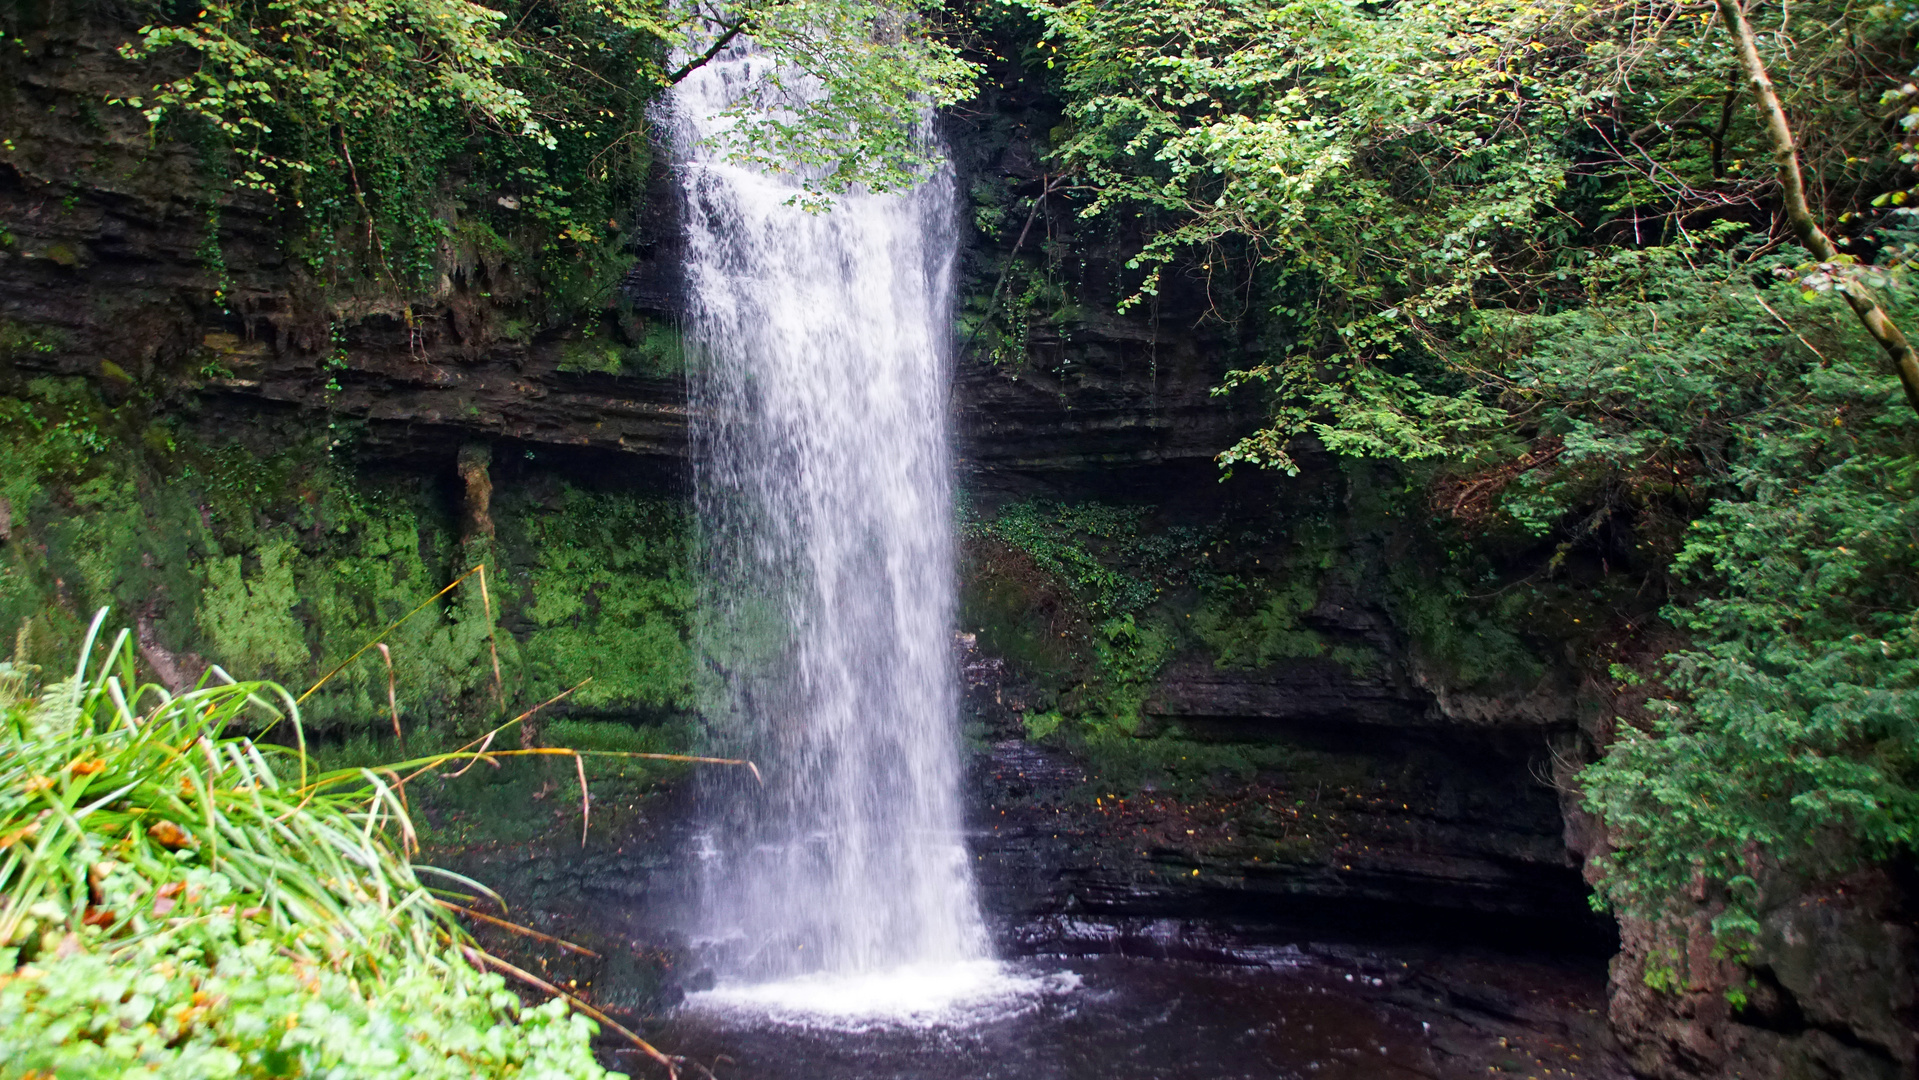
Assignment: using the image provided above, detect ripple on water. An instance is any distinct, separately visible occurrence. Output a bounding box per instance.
[685,960,1080,1031]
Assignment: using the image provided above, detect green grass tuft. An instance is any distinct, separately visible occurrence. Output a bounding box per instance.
[0,614,625,1079]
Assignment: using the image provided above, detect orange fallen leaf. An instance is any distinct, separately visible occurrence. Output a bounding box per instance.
[148,821,194,850]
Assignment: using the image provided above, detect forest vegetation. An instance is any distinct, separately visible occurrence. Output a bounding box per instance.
[972,0,1919,976]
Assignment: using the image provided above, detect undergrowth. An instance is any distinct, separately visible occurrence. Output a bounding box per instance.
[0,618,626,1078]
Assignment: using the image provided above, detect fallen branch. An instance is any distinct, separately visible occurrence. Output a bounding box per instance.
[435,899,600,957]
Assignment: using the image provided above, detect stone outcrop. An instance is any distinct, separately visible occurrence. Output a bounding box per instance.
[1595,874,1919,1080]
[939,55,1269,482]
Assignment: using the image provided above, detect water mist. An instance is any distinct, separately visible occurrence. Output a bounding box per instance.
[670,43,991,1005]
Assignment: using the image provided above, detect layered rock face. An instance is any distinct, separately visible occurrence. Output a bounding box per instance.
[937,47,1608,958]
[1599,874,1917,1080]
[3,10,1914,1078]
[0,10,689,468]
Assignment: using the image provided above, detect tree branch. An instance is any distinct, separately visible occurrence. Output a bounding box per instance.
[667,19,751,84]
[1718,0,1919,414]
[960,173,1072,359]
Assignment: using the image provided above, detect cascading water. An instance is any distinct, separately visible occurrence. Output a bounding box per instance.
[670,41,991,1006]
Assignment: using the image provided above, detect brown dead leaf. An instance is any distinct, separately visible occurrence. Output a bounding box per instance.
[147,821,193,850]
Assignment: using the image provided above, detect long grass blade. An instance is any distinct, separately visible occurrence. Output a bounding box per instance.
[298,564,484,705]
[434,899,600,957]
[72,607,111,692]
[475,563,506,714]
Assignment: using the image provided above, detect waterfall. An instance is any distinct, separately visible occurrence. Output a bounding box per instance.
[670,44,990,993]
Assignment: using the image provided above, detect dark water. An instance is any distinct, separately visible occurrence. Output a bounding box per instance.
[644,952,1623,1080]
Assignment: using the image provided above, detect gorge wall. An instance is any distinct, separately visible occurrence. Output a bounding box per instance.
[1,7,1912,1078]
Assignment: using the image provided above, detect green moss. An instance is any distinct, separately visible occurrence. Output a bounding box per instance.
[555,319,685,378]
[969,500,1177,618]
[200,540,310,679]
[518,488,696,713]
[1088,612,1173,731]
[0,376,698,741]
[1069,729,1293,797]
[624,320,685,377]
[1384,560,1544,691]
[451,217,513,259]
[964,500,1196,731]
[1191,573,1324,668]
[556,337,625,375]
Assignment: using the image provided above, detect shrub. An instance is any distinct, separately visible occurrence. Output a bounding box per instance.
[0,615,624,1079]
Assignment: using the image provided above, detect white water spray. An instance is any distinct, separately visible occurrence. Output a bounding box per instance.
[670,43,991,1004]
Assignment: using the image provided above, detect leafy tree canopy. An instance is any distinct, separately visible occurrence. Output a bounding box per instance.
[990,0,1919,962]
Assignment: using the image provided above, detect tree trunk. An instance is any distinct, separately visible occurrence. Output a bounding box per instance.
[1718,0,1919,415]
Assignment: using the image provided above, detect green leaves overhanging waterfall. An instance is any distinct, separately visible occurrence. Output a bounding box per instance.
[115,0,978,289]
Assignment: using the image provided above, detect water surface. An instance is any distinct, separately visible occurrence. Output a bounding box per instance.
[653,951,1622,1080]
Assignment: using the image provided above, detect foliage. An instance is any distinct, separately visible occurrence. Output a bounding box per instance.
[118,0,615,289]
[0,624,621,1078]
[692,0,980,203]
[555,317,685,377]
[970,501,1172,617]
[1000,0,1591,471]
[1559,262,1919,939]
[982,0,1919,950]
[966,500,1196,730]
[111,0,981,291]
[1000,0,1918,468]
